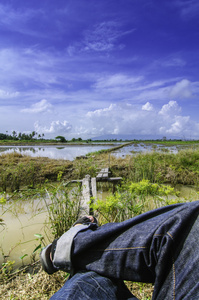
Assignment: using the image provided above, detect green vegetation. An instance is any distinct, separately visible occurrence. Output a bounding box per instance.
[45,182,82,238]
[1,143,199,299]
[0,152,72,192]
[110,149,199,186]
[0,131,45,141]
[1,146,199,192]
[55,136,67,143]
[92,180,178,224]
[1,130,199,146]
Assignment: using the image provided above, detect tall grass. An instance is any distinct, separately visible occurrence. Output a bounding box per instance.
[109,149,199,186]
[44,182,82,238]
[1,148,199,193]
[0,153,72,192]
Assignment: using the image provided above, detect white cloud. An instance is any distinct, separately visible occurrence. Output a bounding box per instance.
[87,104,117,117]
[0,3,44,37]
[94,74,142,89]
[82,101,199,138]
[170,79,192,98]
[0,89,19,98]
[34,120,72,134]
[82,22,135,52]
[92,74,193,104]
[21,99,53,113]
[166,116,190,134]
[142,102,153,111]
[161,57,186,68]
[159,100,181,115]
[174,0,199,19]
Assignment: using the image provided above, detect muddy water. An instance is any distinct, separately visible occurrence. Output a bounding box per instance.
[174,184,199,200]
[0,198,51,268]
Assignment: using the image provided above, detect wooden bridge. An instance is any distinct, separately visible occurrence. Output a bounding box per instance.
[69,168,122,216]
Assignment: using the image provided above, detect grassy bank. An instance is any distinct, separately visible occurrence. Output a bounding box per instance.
[73,147,199,186]
[0,152,73,192]
[0,146,199,192]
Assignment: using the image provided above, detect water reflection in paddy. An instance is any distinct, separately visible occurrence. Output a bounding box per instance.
[0,143,183,161]
[0,142,197,161]
[0,144,117,160]
[112,143,179,157]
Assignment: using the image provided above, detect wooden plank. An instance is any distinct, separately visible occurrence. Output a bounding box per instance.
[90,177,97,215]
[80,175,91,216]
[107,177,122,182]
[91,177,97,199]
[96,168,110,181]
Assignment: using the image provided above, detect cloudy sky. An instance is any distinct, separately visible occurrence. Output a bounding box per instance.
[0,0,199,140]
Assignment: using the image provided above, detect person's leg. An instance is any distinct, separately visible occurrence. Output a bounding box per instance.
[153,211,199,299]
[71,201,199,299]
[50,271,138,300]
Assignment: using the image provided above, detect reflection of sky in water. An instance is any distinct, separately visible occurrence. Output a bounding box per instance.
[112,143,178,157]
[0,143,180,160]
[0,145,115,160]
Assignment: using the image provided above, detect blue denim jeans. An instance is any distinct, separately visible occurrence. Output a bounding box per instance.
[51,201,199,299]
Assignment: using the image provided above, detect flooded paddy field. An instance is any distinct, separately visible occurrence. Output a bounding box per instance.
[112,142,198,157]
[0,144,117,160]
[0,141,195,160]
[0,141,199,269]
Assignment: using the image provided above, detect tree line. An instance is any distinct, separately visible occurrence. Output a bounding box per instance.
[0,131,45,140]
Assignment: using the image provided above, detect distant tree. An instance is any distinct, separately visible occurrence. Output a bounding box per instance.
[12,130,17,140]
[18,132,22,140]
[55,136,67,143]
[0,133,7,140]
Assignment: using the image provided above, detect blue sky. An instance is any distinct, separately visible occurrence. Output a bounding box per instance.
[0,0,199,140]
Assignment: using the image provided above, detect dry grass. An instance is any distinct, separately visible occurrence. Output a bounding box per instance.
[0,265,153,300]
[126,281,154,299]
[0,266,67,300]
[0,152,73,192]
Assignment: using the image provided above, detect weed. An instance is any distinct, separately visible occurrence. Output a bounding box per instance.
[44,182,82,238]
[0,260,15,282]
[92,180,179,224]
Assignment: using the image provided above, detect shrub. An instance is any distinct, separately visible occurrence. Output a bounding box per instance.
[92,180,178,224]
